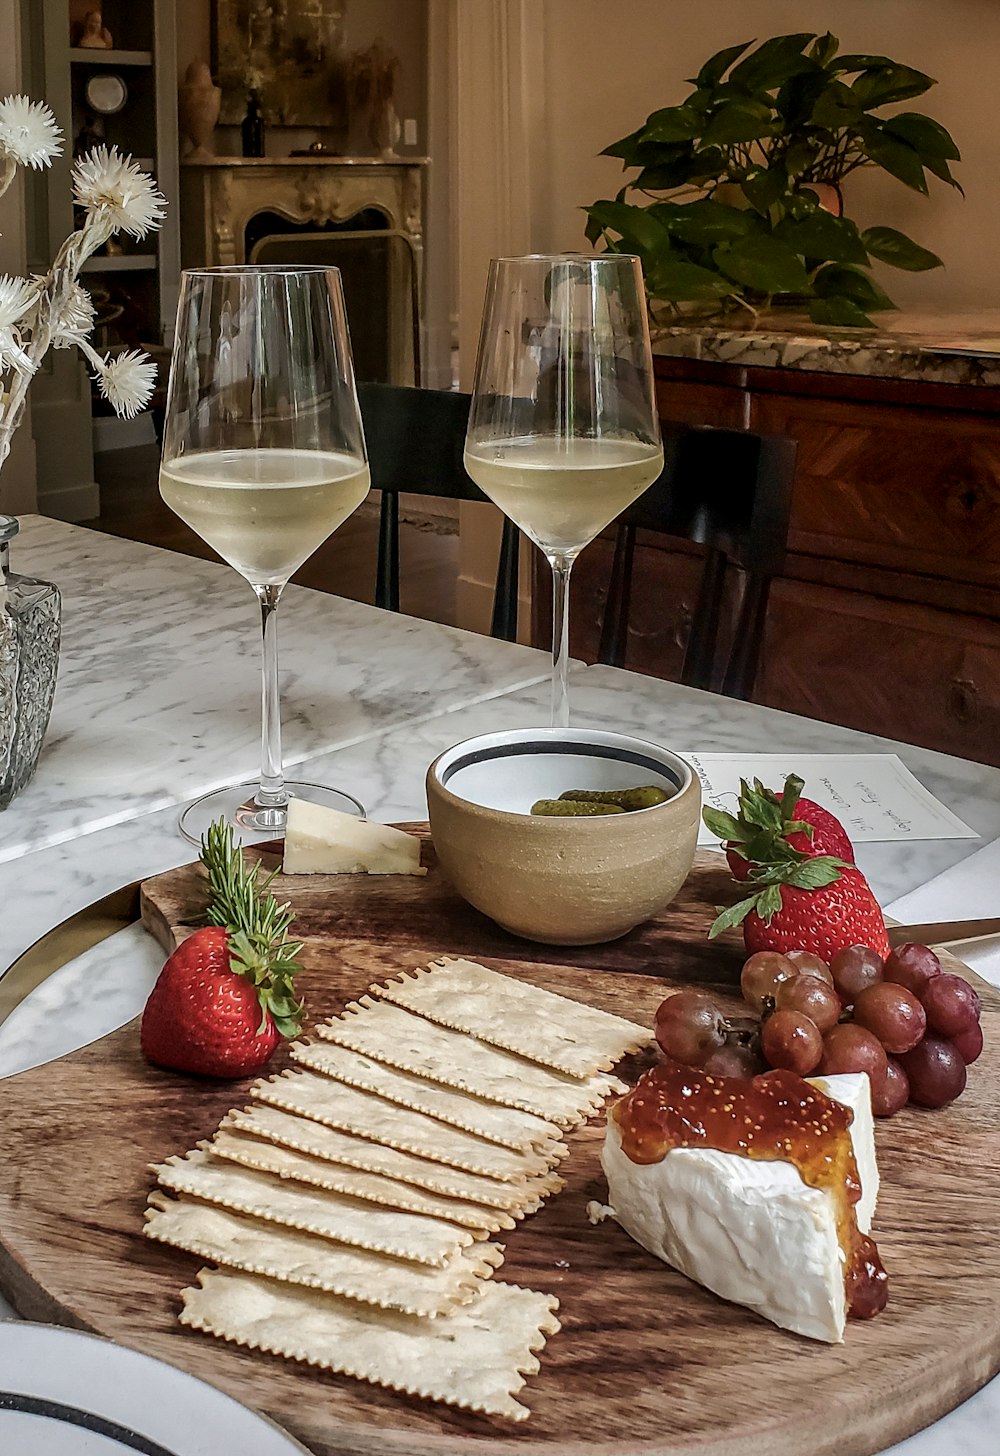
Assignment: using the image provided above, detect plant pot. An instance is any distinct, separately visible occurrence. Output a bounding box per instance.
[0,516,61,809]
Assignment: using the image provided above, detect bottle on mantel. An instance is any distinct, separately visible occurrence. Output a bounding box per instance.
[241,90,265,158]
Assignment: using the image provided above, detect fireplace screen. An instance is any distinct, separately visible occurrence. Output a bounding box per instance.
[245,209,419,385]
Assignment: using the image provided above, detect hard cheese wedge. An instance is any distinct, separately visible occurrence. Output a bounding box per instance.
[282,800,425,876]
[600,1071,880,1345]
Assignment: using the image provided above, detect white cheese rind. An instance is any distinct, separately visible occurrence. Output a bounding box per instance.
[601,1124,847,1343]
[807,1072,878,1233]
[282,801,426,876]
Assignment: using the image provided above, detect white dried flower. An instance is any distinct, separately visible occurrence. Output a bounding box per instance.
[0,274,38,372]
[92,348,157,419]
[0,95,62,170]
[72,146,166,240]
[51,282,96,349]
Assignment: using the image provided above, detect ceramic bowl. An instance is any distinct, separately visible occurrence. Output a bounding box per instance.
[426,727,701,945]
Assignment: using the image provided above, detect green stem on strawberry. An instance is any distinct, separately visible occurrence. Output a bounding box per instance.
[708,854,849,938]
[200,820,306,1038]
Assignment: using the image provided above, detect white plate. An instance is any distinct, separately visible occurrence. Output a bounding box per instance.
[0,1322,310,1455]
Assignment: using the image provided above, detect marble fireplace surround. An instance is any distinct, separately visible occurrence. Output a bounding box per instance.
[179,157,428,383]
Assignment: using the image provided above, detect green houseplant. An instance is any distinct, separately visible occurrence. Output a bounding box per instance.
[585,32,961,328]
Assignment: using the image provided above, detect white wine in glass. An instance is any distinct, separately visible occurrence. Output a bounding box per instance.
[464,255,663,727]
[160,265,370,845]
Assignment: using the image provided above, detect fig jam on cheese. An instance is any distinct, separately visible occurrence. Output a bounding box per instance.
[611,1062,888,1320]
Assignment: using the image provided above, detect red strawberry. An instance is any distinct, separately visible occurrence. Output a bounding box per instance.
[741,866,890,962]
[706,775,855,881]
[141,823,304,1080]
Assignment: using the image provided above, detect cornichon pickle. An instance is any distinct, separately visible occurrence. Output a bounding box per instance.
[531,798,625,816]
[558,785,672,811]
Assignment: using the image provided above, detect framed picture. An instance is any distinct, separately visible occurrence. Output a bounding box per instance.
[212,0,349,129]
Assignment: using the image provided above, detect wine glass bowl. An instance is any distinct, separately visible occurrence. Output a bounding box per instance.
[464,254,662,726]
[159,265,370,843]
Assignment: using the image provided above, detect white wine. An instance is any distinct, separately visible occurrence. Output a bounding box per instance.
[159,448,370,585]
[464,435,663,556]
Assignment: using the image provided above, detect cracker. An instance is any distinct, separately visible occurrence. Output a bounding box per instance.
[290,1040,562,1152]
[153,1149,474,1267]
[317,996,628,1126]
[145,1194,501,1318]
[210,1128,515,1232]
[180,1269,560,1422]
[251,1069,566,1182]
[223,1106,563,1213]
[372,957,653,1077]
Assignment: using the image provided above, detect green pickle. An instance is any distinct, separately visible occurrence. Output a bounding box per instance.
[531,798,625,816]
[558,785,671,811]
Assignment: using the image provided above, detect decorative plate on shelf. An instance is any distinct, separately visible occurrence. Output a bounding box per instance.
[0,1323,310,1455]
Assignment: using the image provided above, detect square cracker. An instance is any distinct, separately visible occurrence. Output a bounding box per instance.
[180,1268,560,1422]
[209,1128,518,1232]
[153,1149,475,1267]
[251,1069,566,1183]
[372,957,652,1078]
[316,995,627,1126]
[290,1040,562,1152]
[145,1194,502,1318]
[222,1106,563,1213]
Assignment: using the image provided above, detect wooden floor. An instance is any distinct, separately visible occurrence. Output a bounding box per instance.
[83,445,460,628]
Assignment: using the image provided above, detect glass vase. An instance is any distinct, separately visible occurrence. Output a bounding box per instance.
[0,516,61,809]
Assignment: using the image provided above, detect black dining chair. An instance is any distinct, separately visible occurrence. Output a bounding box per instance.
[597,424,796,700]
[357,382,520,641]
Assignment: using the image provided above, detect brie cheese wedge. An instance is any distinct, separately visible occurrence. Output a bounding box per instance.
[601,1069,881,1344]
[282,801,426,876]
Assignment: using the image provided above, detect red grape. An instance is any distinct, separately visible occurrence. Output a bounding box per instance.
[830,945,884,1004]
[761,1010,824,1076]
[784,950,834,986]
[852,982,926,1055]
[871,1058,910,1118]
[740,952,797,1012]
[920,973,982,1038]
[702,1040,764,1079]
[952,1020,984,1065]
[818,1023,889,1085]
[898,1035,967,1108]
[884,942,941,996]
[654,991,726,1066]
[774,974,842,1033]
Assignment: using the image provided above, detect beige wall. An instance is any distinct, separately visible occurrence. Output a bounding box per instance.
[532,0,1000,311]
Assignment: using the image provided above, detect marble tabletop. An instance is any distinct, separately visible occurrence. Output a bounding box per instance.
[2,541,999,1452]
[2,516,554,863]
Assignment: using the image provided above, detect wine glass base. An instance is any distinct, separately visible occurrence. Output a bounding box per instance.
[177,781,366,847]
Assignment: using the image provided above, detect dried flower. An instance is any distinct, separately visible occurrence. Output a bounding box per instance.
[91,348,158,419]
[51,282,96,349]
[72,146,166,240]
[0,275,39,372]
[0,95,62,170]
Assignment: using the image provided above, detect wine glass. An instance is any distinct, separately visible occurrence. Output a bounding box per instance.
[464,254,663,727]
[160,265,371,845]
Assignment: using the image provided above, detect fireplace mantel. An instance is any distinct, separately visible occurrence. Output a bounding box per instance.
[180,157,428,382]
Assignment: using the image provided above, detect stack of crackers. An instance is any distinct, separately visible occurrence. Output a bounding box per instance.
[146,957,651,1422]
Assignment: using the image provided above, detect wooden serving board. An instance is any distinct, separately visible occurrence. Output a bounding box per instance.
[1,834,999,1456]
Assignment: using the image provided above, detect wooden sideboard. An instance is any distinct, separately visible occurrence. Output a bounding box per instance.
[534,352,1000,768]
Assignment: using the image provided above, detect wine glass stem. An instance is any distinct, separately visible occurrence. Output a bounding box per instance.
[254,582,287,808]
[549,553,574,729]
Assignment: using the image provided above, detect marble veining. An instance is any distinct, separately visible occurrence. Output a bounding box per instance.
[652,307,1000,387]
[0,517,553,863]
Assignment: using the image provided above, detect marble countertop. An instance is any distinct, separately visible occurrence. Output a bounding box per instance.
[2,525,1000,1454]
[651,308,1000,387]
[2,516,553,863]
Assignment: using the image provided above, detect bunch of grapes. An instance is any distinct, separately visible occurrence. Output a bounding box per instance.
[653,942,983,1116]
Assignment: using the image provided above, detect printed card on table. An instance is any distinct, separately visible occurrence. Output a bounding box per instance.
[683,753,978,847]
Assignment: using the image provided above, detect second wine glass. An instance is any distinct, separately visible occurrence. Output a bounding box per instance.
[464,253,663,727]
[160,264,370,844]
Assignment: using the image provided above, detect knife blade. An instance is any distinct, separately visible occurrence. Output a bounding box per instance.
[887,916,1000,948]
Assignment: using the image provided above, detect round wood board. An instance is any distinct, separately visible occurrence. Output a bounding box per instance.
[0,832,998,1456]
